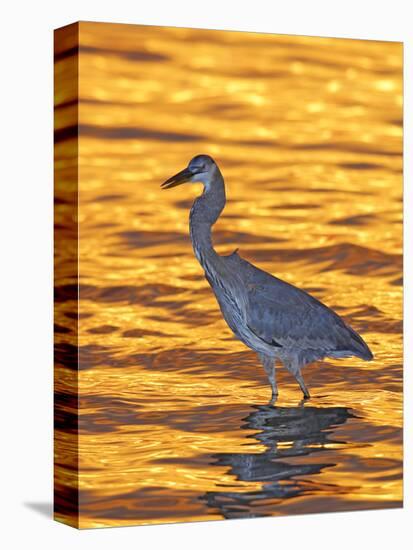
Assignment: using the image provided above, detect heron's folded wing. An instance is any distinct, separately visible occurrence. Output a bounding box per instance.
[245,281,371,359]
[224,251,372,359]
[246,282,333,345]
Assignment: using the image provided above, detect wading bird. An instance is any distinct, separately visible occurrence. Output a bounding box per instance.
[161,155,373,402]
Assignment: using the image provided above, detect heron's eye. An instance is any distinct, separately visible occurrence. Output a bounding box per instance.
[191,163,206,173]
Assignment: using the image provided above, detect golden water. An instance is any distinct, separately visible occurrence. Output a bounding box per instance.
[54,22,403,528]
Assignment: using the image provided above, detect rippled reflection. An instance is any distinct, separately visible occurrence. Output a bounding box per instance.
[54,22,403,528]
[203,404,353,518]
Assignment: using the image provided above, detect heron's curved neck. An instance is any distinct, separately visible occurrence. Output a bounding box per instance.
[189,170,226,268]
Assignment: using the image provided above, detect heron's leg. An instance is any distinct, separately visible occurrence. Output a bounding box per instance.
[295,371,311,399]
[283,358,311,399]
[258,353,278,403]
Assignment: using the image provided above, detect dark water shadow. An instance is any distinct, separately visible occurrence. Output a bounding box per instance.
[241,242,402,277]
[202,404,354,519]
[24,501,53,518]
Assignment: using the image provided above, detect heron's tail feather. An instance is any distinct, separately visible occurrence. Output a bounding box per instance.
[346,326,374,361]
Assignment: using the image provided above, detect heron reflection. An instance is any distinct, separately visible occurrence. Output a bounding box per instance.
[202,404,353,519]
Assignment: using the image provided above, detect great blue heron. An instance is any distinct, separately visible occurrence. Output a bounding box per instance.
[161,154,373,401]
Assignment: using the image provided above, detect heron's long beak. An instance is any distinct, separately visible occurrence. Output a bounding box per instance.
[161,167,193,189]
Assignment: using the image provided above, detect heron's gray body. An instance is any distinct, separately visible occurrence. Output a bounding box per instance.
[162,155,373,400]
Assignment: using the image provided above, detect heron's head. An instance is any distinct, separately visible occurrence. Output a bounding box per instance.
[161,155,218,190]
